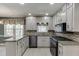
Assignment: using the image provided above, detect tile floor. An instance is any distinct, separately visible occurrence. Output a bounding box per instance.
[23,48,52,56]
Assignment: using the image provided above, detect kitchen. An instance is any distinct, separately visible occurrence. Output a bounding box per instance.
[0,3,79,56]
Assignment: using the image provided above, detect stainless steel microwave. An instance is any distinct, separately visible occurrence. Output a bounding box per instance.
[55,23,66,32]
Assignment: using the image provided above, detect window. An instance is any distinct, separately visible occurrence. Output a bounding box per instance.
[15,24,24,39]
[4,24,14,36]
[37,25,48,32]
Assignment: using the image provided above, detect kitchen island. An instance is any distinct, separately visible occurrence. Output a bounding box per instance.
[0,35,29,56]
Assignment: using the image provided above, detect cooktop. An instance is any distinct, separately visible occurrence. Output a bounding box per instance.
[51,36,72,41]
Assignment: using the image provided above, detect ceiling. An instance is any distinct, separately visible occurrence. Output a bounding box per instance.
[0,3,64,17]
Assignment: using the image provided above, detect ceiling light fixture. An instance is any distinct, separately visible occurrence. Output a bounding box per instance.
[0,21,3,24]
[45,13,48,16]
[28,13,31,16]
[50,3,54,5]
[20,3,24,4]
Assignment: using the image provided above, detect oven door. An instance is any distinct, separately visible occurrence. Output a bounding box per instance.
[50,38,58,56]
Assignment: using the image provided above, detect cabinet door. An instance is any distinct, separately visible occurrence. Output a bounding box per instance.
[62,4,66,11]
[26,37,29,48]
[48,17,53,30]
[26,17,37,30]
[17,40,22,56]
[61,11,66,23]
[22,38,26,51]
[0,46,6,56]
[66,7,73,31]
[58,45,63,56]
[52,16,56,30]
[37,36,50,48]
[21,39,25,54]
[67,3,73,9]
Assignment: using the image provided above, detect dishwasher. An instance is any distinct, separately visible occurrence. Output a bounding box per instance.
[29,36,37,48]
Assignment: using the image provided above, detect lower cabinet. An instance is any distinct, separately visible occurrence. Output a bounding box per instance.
[0,44,6,56]
[58,43,79,56]
[58,44,63,56]
[17,40,22,56]
[17,37,29,56]
[5,37,29,56]
[37,36,50,48]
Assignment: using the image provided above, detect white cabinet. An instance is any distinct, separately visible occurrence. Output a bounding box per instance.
[72,4,79,32]
[0,44,6,56]
[58,44,63,56]
[61,5,67,23]
[5,37,29,56]
[53,3,79,32]
[66,3,73,9]
[17,37,29,56]
[56,12,62,24]
[61,4,67,11]
[52,4,67,31]
[58,42,79,56]
[66,3,79,32]
[17,40,22,56]
[37,36,50,48]
[47,17,53,30]
[52,15,57,30]
[66,6,73,31]
[61,11,66,23]
[26,17,37,30]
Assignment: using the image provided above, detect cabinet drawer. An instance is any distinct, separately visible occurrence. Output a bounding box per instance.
[67,3,73,9]
[38,39,49,43]
[38,37,49,39]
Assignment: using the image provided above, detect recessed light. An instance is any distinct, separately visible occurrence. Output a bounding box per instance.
[0,21,3,24]
[28,13,31,16]
[45,13,48,16]
[50,3,54,5]
[20,3,24,4]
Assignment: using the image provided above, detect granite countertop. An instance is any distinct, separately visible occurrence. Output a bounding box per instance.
[26,32,53,36]
[58,41,79,46]
[51,35,79,46]
[0,35,26,42]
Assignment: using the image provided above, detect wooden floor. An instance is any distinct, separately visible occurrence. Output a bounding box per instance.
[23,48,52,56]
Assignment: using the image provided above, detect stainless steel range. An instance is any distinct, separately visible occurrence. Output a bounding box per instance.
[50,36,72,56]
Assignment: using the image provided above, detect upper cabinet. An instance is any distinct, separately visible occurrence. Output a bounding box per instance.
[72,4,79,32]
[26,16,53,31]
[26,17,37,30]
[53,4,67,25]
[53,3,79,32]
[61,4,67,23]
[66,3,79,32]
[66,5,73,31]
[66,3,73,9]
